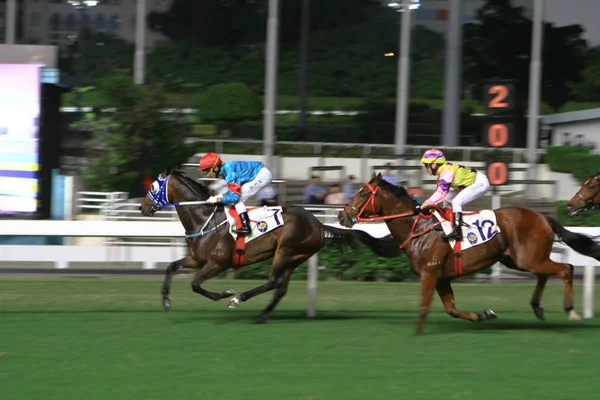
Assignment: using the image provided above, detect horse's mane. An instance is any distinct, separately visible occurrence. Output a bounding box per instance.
[379,179,417,206]
[171,170,211,198]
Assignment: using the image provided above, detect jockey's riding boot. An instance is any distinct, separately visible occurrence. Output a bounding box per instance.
[443,212,463,241]
[233,212,252,235]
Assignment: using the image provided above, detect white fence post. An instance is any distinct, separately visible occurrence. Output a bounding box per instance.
[307,254,319,317]
[583,259,595,319]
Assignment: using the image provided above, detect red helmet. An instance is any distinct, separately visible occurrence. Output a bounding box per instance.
[198,152,222,171]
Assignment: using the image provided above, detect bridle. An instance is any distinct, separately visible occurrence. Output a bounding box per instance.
[347,181,416,223]
[145,173,228,238]
[573,175,600,212]
[345,180,442,249]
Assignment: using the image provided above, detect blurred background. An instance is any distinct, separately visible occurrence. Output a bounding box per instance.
[2,0,600,278]
[5,3,600,398]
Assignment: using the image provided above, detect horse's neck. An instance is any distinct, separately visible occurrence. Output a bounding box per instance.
[175,200,226,234]
[381,202,418,242]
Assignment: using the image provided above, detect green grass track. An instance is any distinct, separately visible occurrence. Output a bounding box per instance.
[1,278,600,400]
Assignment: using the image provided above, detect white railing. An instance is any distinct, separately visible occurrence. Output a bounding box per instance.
[0,220,598,318]
[75,191,129,214]
[184,138,546,164]
[1,220,597,318]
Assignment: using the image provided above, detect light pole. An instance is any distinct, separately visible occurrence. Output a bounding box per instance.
[67,1,99,110]
[5,0,16,44]
[387,0,420,161]
[263,0,280,173]
[526,0,545,197]
[134,0,146,84]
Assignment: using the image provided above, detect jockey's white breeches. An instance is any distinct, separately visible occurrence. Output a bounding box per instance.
[235,167,273,214]
[443,171,490,213]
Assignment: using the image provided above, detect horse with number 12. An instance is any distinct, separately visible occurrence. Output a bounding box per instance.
[139,165,402,323]
[338,172,600,336]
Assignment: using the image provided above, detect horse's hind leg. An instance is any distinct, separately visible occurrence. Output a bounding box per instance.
[162,256,201,310]
[229,250,306,308]
[254,268,294,324]
[190,261,237,301]
[529,259,580,322]
[499,255,547,321]
[436,278,497,323]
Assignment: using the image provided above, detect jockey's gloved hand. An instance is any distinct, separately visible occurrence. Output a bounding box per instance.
[414,205,421,215]
[206,196,220,204]
[419,204,432,215]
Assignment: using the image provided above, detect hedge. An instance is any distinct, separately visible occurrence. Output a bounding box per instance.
[234,242,415,282]
[546,146,600,181]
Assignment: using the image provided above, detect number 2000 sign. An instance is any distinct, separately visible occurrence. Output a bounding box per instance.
[487,124,509,147]
[487,85,510,109]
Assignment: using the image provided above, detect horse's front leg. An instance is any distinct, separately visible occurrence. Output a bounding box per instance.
[415,272,439,336]
[435,278,497,323]
[162,256,200,310]
[190,260,236,301]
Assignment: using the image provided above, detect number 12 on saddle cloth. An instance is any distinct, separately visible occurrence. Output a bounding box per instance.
[433,209,501,250]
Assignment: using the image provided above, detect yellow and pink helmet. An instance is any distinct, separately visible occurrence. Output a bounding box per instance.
[420,149,446,164]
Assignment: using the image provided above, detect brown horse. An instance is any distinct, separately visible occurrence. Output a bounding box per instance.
[139,166,402,323]
[338,173,600,335]
[566,169,600,216]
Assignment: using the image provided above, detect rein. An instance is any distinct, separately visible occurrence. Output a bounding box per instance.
[353,183,415,222]
[398,213,441,250]
[348,181,441,248]
[575,174,600,212]
[147,173,229,238]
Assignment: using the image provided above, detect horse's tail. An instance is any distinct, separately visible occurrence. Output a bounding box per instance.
[546,216,600,261]
[321,225,403,258]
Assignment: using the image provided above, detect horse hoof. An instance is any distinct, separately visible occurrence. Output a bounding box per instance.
[568,309,581,322]
[163,298,171,311]
[228,297,240,309]
[254,317,268,324]
[223,288,236,298]
[476,309,497,321]
[533,307,545,321]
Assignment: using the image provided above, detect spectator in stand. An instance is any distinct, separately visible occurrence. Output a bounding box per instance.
[303,175,327,204]
[408,186,425,205]
[381,163,400,186]
[342,175,359,200]
[325,184,348,205]
[256,184,278,206]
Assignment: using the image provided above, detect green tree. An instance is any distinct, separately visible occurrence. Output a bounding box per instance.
[572,47,600,102]
[67,32,134,85]
[75,71,194,196]
[148,0,267,47]
[463,0,587,111]
[198,82,262,123]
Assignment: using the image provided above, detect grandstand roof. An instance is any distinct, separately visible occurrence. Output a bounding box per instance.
[541,108,600,125]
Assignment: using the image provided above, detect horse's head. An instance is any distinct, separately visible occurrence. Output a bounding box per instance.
[139,165,177,216]
[566,170,600,216]
[139,165,211,216]
[337,172,416,227]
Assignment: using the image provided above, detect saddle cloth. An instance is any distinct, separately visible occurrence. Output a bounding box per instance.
[224,206,285,243]
[432,208,501,250]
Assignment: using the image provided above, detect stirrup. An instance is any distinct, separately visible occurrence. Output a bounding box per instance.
[442,228,462,240]
[233,226,251,235]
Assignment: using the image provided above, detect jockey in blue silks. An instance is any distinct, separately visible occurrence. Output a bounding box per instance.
[199,152,273,235]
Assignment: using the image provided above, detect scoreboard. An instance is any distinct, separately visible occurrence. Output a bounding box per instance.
[482,80,514,186]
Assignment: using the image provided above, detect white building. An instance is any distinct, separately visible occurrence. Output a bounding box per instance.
[381,0,533,34]
[17,0,172,51]
[542,109,600,153]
